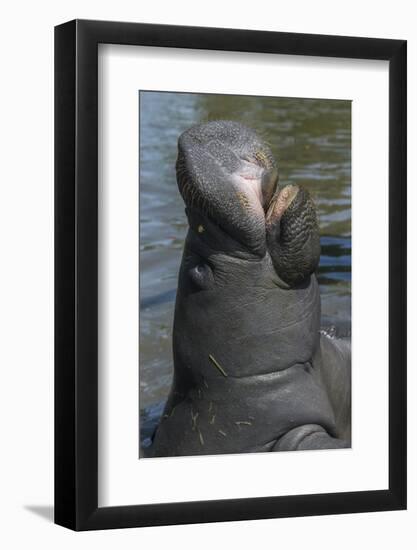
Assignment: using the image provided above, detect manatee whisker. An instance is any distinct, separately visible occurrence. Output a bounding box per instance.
[209,354,228,377]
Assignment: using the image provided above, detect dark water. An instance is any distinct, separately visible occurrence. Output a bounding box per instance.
[139,91,351,409]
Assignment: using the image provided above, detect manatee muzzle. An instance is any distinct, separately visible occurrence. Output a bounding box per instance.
[176,121,278,255]
[175,121,320,281]
[266,184,321,286]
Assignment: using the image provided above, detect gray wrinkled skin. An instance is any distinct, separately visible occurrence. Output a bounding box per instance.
[149,121,351,457]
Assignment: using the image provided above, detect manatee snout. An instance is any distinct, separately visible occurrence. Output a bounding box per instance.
[175,120,320,286]
[176,120,277,255]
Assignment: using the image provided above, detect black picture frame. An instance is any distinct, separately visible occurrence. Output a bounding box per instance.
[55,19,407,531]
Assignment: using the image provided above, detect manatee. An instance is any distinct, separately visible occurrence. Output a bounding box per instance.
[148,120,351,456]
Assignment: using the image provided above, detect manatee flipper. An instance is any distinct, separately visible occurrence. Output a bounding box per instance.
[272,424,350,451]
[273,335,352,452]
[319,335,351,443]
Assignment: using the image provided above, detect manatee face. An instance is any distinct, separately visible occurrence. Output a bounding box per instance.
[176,120,320,286]
[176,120,277,257]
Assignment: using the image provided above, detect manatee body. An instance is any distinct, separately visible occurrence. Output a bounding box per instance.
[149,121,351,456]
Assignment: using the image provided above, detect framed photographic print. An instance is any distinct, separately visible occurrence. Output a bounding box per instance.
[55,19,406,530]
